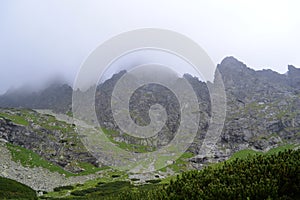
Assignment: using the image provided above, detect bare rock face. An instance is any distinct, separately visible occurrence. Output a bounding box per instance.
[217,57,300,154]
[95,58,300,159]
[288,65,300,92]
[94,70,211,150]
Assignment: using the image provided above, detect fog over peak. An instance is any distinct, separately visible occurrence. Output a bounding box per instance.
[1,0,300,94]
[3,73,70,95]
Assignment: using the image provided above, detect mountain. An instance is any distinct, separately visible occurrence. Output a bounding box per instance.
[93,57,300,164]
[218,57,300,153]
[0,84,72,113]
[0,56,300,167]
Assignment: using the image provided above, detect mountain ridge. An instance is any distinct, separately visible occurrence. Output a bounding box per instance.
[0,56,299,169]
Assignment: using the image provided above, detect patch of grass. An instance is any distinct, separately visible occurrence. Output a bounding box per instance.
[159,152,194,172]
[117,141,155,153]
[0,112,29,126]
[41,170,129,199]
[77,162,109,176]
[228,149,262,160]
[102,128,156,153]
[160,174,178,184]
[47,180,164,199]
[266,143,298,155]
[223,144,298,163]
[7,143,108,178]
[0,109,75,134]
[6,143,74,176]
[213,144,299,169]
[66,111,73,117]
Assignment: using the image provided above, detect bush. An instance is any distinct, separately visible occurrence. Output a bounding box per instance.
[130,178,140,182]
[71,187,99,196]
[105,149,300,200]
[97,181,105,185]
[0,176,37,200]
[145,179,161,184]
[53,185,75,192]
[71,181,131,197]
[49,149,300,200]
[162,149,300,200]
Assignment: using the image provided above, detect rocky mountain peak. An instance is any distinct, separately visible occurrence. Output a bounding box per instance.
[219,56,248,71]
[287,64,300,91]
[288,64,298,72]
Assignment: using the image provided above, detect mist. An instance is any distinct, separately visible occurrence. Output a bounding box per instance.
[1,0,300,94]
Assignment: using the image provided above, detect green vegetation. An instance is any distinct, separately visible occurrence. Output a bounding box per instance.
[41,180,163,200]
[103,149,300,200]
[2,108,299,199]
[229,149,262,160]
[66,111,73,117]
[0,176,37,200]
[70,181,132,197]
[6,142,107,177]
[40,147,299,199]
[40,170,129,199]
[159,152,194,172]
[0,111,29,126]
[102,128,156,153]
[145,179,161,184]
[54,185,75,192]
[6,143,74,177]
[0,108,74,133]
[229,144,298,160]
[1,108,107,177]
[266,144,297,155]
[212,144,298,169]
[76,162,109,176]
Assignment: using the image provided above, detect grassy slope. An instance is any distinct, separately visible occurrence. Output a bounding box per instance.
[101,128,156,153]
[0,111,29,126]
[0,109,107,177]
[6,143,74,177]
[6,143,109,177]
[0,176,37,200]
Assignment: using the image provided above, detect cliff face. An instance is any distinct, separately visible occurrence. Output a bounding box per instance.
[94,57,300,156]
[217,57,300,154]
[288,65,300,91]
[0,57,300,167]
[0,109,97,173]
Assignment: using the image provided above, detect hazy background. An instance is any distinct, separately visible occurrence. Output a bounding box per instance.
[0,0,300,94]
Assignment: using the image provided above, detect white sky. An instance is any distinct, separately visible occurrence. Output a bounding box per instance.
[0,0,300,94]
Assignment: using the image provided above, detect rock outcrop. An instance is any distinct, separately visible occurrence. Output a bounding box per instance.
[217,57,300,153]
[0,109,98,173]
